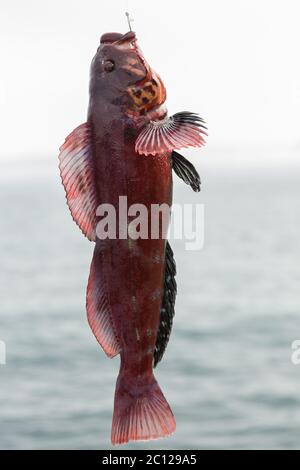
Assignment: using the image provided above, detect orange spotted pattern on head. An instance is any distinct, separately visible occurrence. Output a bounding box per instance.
[128,73,166,114]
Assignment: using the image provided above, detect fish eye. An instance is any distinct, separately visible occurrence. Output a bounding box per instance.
[104,60,115,72]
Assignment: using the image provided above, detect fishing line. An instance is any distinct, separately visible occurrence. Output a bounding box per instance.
[125,0,134,32]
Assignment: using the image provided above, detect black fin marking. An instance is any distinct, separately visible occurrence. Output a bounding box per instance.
[172,150,201,192]
[154,241,177,367]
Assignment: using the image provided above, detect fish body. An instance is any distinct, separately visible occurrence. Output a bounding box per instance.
[59,31,207,445]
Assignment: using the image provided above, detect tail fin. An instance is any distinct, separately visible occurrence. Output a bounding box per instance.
[111,372,176,445]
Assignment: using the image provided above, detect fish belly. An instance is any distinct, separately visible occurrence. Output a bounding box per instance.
[96,145,172,368]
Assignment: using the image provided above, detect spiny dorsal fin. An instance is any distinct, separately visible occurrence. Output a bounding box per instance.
[58,122,98,241]
[135,112,207,156]
[154,241,177,367]
[172,150,201,192]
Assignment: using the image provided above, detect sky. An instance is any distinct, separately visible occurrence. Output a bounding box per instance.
[0,0,300,164]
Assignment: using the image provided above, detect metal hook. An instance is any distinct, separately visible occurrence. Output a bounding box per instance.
[125,11,134,32]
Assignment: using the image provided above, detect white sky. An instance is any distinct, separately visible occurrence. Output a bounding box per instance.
[0,0,300,163]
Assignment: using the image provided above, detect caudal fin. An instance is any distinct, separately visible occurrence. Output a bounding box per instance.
[111,373,176,445]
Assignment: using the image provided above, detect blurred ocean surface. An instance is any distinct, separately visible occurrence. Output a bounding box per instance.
[0,155,300,449]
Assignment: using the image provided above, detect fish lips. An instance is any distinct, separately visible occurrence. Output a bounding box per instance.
[114,31,137,46]
[100,31,136,45]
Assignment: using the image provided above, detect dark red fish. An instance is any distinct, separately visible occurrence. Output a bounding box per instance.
[58,31,207,445]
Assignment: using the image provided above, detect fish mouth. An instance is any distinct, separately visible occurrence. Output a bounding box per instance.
[114,31,137,46]
[100,31,137,48]
[100,31,135,44]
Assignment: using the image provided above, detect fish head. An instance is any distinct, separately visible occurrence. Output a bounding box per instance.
[90,31,166,115]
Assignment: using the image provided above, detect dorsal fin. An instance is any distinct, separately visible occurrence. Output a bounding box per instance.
[58,122,98,241]
[86,247,121,358]
[135,112,207,156]
[154,241,177,367]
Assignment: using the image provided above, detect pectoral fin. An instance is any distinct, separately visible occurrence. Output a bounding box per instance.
[135,112,207,156]
[58,122,98,241]
[172,150,201,192]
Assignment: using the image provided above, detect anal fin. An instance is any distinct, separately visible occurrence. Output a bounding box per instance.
[154,241,177,367]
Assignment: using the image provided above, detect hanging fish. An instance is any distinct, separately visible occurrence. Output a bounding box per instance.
[58,29,207,445]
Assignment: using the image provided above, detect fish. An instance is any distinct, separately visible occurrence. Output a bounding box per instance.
[58,30,207,445]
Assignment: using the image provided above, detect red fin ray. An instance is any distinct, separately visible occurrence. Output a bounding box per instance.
[111,372,175,445]
[58,122,98,241]
[135,112,207,156]
[86,249,121,358]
